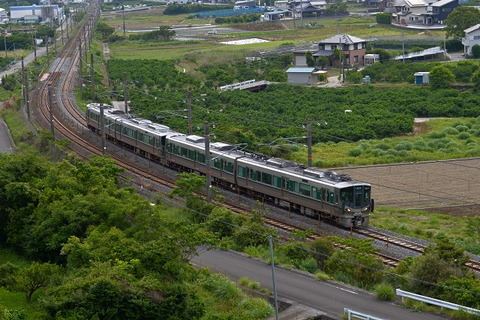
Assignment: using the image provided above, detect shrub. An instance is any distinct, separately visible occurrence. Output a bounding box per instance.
[458,132,470,140]
[348,147,363,157]
[315,271,331,281]
[455,125,469,132]
[374,283,395,301]
[375,142,391,150]
[472,45,480,58]
[442,127,459,135]
[394,141,413,151]
[427,131,446,139]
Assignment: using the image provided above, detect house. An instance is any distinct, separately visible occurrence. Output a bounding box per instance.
[462,23,480,56]
[414,72,430,84]
[234,0,256,9]
[263,10,288,21]
[288,0,325,18]
[286,67,318,85]
[317,34,367,67]
[394,0,458,25]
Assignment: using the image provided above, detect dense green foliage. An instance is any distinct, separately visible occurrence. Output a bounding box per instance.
[367,38,444,50]
[0,153,206,318]
[361,60,480,83]
[375,13,391,25]
[444,6,480,39]
[214,13,261,24]
[164,3,232,15]
[129,27,176,42]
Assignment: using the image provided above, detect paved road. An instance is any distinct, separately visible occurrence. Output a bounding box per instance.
[192,249,451,320]
[0,118,15,153]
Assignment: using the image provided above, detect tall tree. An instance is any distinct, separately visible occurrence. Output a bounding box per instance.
[444,6,480,39]
[429,65,455,89]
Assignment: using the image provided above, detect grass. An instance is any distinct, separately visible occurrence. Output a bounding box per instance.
[371,207,480,254]
[1,105,33,145]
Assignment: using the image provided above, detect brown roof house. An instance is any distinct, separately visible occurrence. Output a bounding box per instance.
[293,34,367,68]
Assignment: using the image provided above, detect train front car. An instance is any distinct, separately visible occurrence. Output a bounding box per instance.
[338,183,372,228]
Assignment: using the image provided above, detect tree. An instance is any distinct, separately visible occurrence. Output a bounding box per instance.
[7,262,59,302]
[309,238,334,269]
[429,65,455,89]
[306,51,315,67]
[444,6,480,39]
[96,21,115,40]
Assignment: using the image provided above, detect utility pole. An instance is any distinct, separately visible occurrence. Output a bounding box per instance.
[48,85,54,137]
[22,58,30,120]
[123,72,128,114]
[79,42,83,97]
[300,0,303,28]
[32,32,37,63]
[402,31,405,64]
[90,53,95,102]
[60,20,64,45]
[307,120,312,167]
[45,37,49,66]
[204,121,212,203]
[3,34,6,58]
[100,104,106,155]
[187,91,192,135]
[123,5,126,37]
[268,235,279,320]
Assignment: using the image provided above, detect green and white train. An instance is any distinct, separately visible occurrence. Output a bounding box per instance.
[87,103,373,228]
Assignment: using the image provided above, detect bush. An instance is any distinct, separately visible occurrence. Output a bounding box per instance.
[374,283,395,301]
[315,271,331,281]
[458,132,470,140]
[348,147,363,157]
[472,45,480,58]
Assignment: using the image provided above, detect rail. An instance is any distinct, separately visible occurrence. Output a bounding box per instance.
[396,289,480,316]
[343,308,386,320]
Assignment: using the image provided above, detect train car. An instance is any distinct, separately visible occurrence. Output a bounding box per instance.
[86,103,373,228]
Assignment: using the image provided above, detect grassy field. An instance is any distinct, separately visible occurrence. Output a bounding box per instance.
[288,118,480,167]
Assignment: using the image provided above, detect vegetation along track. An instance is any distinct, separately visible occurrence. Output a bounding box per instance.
[29,0,479,275]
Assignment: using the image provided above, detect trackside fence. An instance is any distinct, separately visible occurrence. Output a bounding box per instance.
[343,308,386,320]
[396,289,480,316]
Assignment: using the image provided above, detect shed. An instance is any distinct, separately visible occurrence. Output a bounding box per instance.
[414,72,429,85]
[364,54,380,66]
[286,67,318,85]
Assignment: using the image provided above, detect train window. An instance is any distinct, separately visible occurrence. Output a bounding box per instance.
[181,147,188,157]
[167,143,172,152]
[138,133,144,142]
[225,162,233,173]
[238,166,247,177]
[188,150,195,160]
[261,172,272,185]
[214,158,222,169]
[288,181,298,193]
[329,192,335,204]
[322,189,328,202]
[299,183,311,197]
[335,192,339,204]
[251,170,261,181]
[355,193,362,207]
[312,187,321,199]
[273,176,282,188]
[197,153,205,163]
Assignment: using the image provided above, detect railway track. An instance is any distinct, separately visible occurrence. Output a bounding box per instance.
[29,0,480,276]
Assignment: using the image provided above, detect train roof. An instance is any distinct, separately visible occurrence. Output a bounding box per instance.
[88,103,173,137]
[168,132,368,188]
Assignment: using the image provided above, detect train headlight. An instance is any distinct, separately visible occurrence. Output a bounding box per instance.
[345,208,353,212]
[362,207,369,212]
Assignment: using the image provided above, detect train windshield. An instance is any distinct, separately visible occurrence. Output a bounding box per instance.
[341,186,371,209]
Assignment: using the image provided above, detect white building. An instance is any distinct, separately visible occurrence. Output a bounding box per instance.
[9,5,63,23]
[286,67,318,85]
[462,23,480,56]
